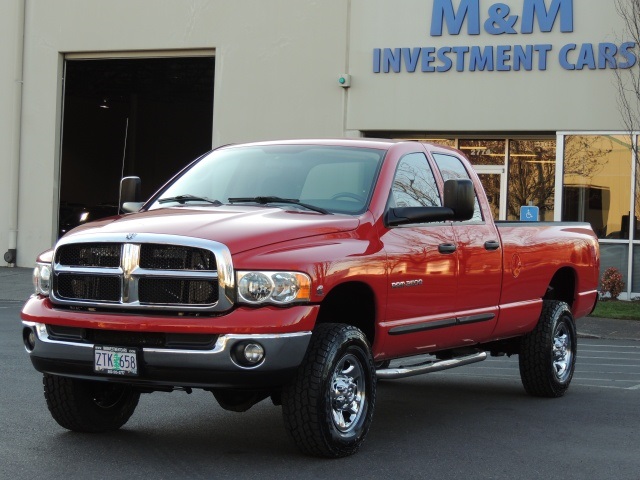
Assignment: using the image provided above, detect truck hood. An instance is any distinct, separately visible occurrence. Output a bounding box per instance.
[64,206,361,254]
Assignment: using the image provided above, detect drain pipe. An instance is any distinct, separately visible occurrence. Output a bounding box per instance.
[4,0,26,266]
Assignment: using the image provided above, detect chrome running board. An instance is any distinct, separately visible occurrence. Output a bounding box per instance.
[376,351,487,380]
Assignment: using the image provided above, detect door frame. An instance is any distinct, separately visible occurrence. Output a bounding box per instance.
[472,165,507,220]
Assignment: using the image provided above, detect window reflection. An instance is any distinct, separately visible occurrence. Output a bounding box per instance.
[507,139,556,221]
[458,139,506,165]
[391,153,441,208]
[562,135,633,239]
[433,153,483,222]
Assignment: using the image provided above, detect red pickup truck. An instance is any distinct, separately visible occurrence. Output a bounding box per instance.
[22,139,599,457]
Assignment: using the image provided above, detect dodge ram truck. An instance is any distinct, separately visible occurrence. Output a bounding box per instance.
[21,139,600,457]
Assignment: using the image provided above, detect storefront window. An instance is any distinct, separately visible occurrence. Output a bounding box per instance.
[390,136,456,148]
[507,139,556,221]
[562,135,633,239]
[632,245,640,292]
[602,244,630,286]
[635,135,640,239]
[416,138,456,148]
[458,140,505,165]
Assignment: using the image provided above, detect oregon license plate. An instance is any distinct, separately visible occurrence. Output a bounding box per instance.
[94,346,138,376]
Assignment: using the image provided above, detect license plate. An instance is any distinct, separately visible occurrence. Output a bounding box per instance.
[94,346,138,376]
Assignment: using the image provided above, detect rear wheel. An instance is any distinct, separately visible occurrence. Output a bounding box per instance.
[282,323,376,458]
[43,374,140,432]
[519,301,577,397]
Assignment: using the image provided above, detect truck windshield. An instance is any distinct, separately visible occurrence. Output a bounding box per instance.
[148,145,385,214]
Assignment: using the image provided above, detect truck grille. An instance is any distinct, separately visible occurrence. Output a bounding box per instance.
[56,243,121,268]
[139,244,215,271]
[138,278,218,305]
[50,234,234,312]
[57,273,122,302]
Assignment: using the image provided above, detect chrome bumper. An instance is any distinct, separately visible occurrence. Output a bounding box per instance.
[22,321,311,388]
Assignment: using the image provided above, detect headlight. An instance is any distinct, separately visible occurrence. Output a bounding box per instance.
[237,271,311,305]
[33,263,52,296]
[33,249,54,297]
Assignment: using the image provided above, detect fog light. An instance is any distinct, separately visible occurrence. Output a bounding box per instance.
[23,327,36,352]
[243,343,265,364]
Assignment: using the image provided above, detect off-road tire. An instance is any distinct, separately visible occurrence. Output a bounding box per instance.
[519,300,577,398]
[43,374,140,432]
[281,323,376,458]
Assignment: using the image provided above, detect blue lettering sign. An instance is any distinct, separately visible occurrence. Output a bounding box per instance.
[598,43,618,69]
[521,0,573,34]
[513,44,534,70]
[452,46,470,71]
[618,42,638,69]
[496,45,512,70]
[484,3,518,35]
[469,46,494,71]
[559,43,576,70]
[576,43,596,70]
[533,44,552,69]
[437,47,453,72]
[431,0,572,36]
[403,47,422,72]
[431,0,480,36]
[421,47,437,72]
[383,48,401,73]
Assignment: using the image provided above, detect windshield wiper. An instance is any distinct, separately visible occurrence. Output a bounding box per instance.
[158,194,222,206]
[228,196,331,215]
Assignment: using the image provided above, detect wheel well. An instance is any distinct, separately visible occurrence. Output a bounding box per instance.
[315,282,376,344]
[544,267,576,307]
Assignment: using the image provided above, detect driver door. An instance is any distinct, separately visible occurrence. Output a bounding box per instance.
[380,152,460,357]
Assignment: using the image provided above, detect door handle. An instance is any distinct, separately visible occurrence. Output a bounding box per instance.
[484,240,500,251]
[438,243,457,254]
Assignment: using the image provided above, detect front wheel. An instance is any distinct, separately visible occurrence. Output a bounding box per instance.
[43,374,140,432]
[281,323,376,458]
[519,301,577,398]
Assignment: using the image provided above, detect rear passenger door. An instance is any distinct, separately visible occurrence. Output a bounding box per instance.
[432,152,502,341]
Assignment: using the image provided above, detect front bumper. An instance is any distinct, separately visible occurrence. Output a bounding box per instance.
[23,321,312,389]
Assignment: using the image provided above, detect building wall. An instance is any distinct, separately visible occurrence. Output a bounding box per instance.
[348,0,630,132]
[12,0,350,266]
[0,1,25,265]
[0,0,635,266]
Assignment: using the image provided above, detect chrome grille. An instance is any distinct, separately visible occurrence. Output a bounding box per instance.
[50,233,234,312]
[139,244,215,270]
[138,278,218,305]
[57,273,121,302]
[56,243,121,267]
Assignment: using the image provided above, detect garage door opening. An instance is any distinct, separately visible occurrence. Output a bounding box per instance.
[58,55,215,237]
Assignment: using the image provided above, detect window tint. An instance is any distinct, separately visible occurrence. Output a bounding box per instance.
[432,153,483,222]
[391,153,441,208]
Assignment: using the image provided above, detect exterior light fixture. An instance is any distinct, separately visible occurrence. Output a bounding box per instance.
[338,74,351,88]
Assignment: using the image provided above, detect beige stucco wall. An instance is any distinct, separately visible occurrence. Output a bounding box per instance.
[12,0,350,266]
[0,1,24,265]
[347,0,630,132]
[1,0,636,266]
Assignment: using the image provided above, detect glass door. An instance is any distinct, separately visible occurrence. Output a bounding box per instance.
[473,166,507,220]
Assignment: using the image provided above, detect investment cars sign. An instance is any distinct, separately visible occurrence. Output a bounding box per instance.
[372,0,637,73]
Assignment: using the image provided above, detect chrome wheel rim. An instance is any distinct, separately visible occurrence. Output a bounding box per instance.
[552,320,573,383]
[330,353,366,434]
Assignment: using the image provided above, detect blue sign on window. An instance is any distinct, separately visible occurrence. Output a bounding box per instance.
[520,206,539,222]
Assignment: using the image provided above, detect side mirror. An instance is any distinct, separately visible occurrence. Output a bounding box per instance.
[385,179,475,227]
[443,179,474,221]
[119,176,143,213]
